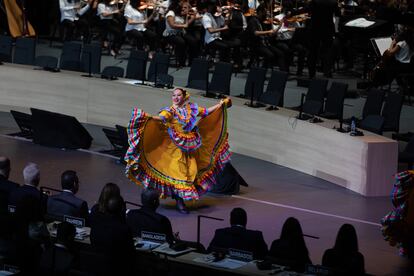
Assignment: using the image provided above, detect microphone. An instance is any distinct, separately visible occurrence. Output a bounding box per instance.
[244,81,260,108]
[297,93,306,120]
[40,186,63,195]
[81,51,93,78]
[197,215,223,250]
[205,62,213,98]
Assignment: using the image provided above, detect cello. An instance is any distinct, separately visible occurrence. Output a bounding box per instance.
[369,48,394,86]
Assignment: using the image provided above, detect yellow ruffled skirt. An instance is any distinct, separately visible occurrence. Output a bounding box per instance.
[125,105,231,200]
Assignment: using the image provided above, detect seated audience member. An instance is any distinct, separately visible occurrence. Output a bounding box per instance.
[90,195,135,275]
[39,222,78,275]
[126,189,174,242]
[0,215,17,266]
[208,207,268,259]
[47,170,89,220]
[0,156,19,214]
[268,217,312,272]
[89,182,123,224]
[14,195,50,274]
[322,223,365,276]
[8,163,47,214]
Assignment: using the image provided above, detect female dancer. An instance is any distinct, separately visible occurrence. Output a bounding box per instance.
[124,88,231,213]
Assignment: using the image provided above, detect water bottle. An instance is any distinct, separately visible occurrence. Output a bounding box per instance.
[350,117,356,135]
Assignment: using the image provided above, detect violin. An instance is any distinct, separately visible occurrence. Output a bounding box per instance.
[243,8,256,16]
[285,13,309,23]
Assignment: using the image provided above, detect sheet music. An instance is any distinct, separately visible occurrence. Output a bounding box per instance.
[193,255,248,269]
[151,242,195,255]
[373,37,392,56]
[345,18,375,28]
[134,239,162,251]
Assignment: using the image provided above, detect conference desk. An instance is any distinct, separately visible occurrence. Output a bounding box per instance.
[0,63,398,196]
[46,223,293,276]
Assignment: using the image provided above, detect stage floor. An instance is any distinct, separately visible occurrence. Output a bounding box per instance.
[0,134,410,275]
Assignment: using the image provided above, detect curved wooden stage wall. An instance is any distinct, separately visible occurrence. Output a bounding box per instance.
[0,64,398,196]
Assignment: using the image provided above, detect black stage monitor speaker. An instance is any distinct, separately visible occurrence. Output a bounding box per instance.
[31,108,93,149]
[10,110,34,139]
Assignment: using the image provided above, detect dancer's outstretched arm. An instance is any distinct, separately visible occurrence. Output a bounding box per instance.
[207,97,231,114]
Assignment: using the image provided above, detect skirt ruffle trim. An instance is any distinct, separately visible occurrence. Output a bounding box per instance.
[126,141,231,201]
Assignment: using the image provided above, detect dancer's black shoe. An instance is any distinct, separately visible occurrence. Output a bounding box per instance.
[176,198,189,214]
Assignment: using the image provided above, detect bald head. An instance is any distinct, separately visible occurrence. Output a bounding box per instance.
[0,157,11,179]
[23,163,40,186]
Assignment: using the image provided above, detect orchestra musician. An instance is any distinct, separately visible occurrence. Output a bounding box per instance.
[201,0,236,63]
[222,0,247,68]
[384,26,414,84]
[163,0,198,67]
[247,5,286,69]
[97,0,124,56]
[226,0,248,40]
[124,0,160,55]
[59,0,93,42]
[273,7,308,75]
[181,2,202,65]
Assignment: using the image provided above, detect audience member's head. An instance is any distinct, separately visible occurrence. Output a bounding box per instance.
[107,195,125,218]
[141,189,160,211]
[280,217,304,241]
[98,182,121,213]
[334,223,359,254]
[23,163,40,187]
[280,217,309,255]
[0,156,11,179]
[230,207,247,227]
[56,222,76,246]
[61,170,79,193]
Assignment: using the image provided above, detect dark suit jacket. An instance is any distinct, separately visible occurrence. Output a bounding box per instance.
[90,213,135,275]
[47,191,89,219]
[126,207,174,242]
[8,184,47,214]
[309,0,338,36]
[0,175,19,213]
[208,225,268,259]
